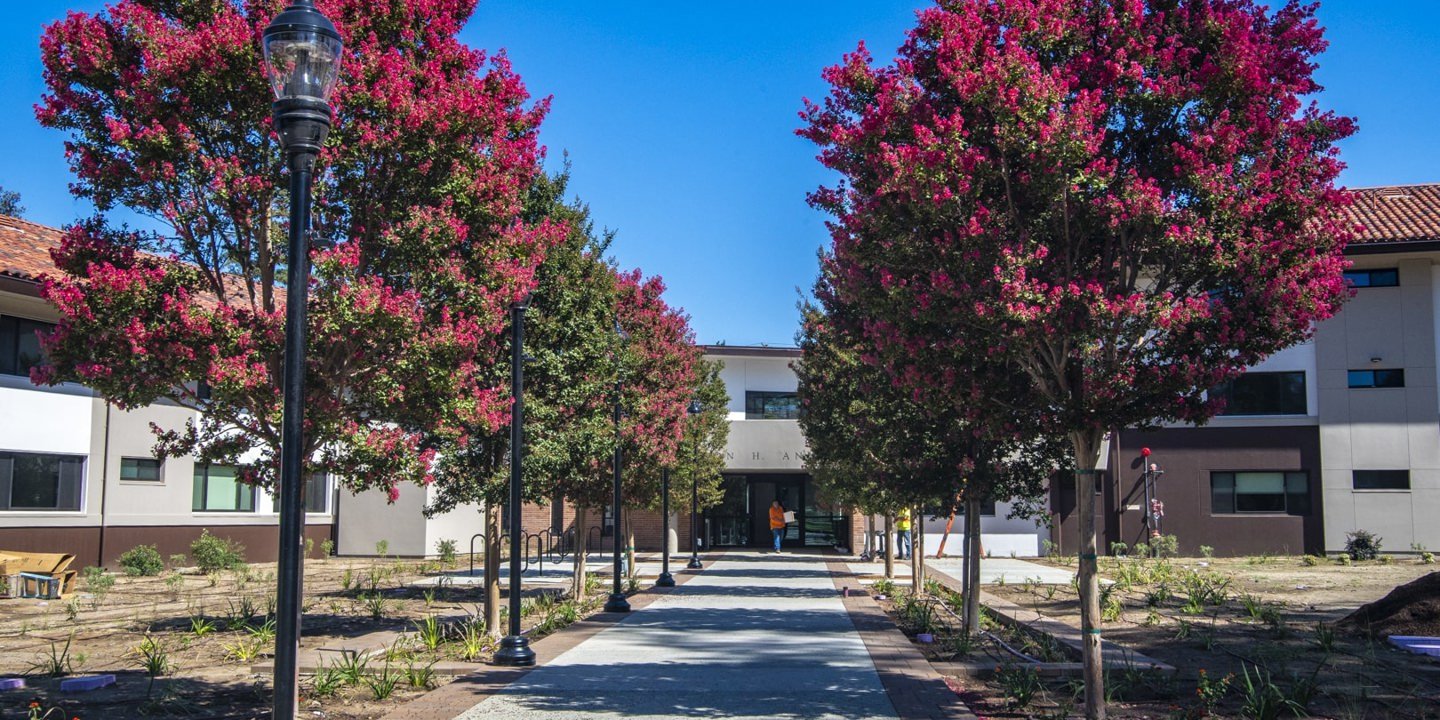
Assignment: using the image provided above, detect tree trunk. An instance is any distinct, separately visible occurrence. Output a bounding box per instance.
[964,497,981,634]
[865,514,875,559]
[484,504,502,637]
[911,506,923,594]
[883,514,895,579]
[1073,431,1106,720]
[625,507,637,579]
[572,506,589,600]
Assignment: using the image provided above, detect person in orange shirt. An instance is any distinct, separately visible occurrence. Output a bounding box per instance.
[768,500,787,552]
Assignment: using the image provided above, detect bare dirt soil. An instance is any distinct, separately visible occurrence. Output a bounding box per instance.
[3,555,609,720]
[865,555,1440,719]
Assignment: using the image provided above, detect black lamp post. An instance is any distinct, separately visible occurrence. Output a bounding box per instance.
[656,465,675,587]
[686,399,704,570]
[604,320,631,613]
[261,2,343,718]
[494,300,536,666]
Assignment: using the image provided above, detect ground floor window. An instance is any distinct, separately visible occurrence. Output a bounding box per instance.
[269,472,332,514]
[193,464,254,512]
[0,451,84,511]
[1211,471,1309,515]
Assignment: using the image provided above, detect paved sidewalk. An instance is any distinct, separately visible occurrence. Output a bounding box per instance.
[455,552,903,719]
[849,556,1077,585]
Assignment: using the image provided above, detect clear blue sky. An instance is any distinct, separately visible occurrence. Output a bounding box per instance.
[3,1,1438,346]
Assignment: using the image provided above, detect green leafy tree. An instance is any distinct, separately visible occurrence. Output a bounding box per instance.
[0,185,23,217]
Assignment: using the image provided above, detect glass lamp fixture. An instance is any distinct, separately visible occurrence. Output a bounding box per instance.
[262,0,343,155]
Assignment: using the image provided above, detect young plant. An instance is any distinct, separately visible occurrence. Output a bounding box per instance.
[83,566,115,608]
[415,615,445,651]
[405,657,437,688]
[375,539,390,558]
[1313,623,1336,653]
[1195,668,1234,715]
[320,539,336,557]
[223,637,264,664]
[1199,545,1215,560]
[134,634,175,677]
[190,616,217,638]
[118,544,165,576]
[1238,664,1305,720]
[994,663,1043,709]
[457,621,491,662]
[26,633,75,676]
[332,652,371,686]
[363,592,391,620]
[435,538,458,566]
[190,530,246,572]
[309,664,344,697]
[364,661,400,700]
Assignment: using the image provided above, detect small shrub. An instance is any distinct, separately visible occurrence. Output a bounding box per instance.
[118,544,165,576]
[1109,541,1129,557]
[83,566,115,608]
[436,538,458,566]
[320,538,336,557]
[1199,545,1215,559]
[375,539,390,557]
[1344,530,1381,561]
[1411,543,1435,564]
[164,572,185,597]
[871,578,896,596]
[168,553,188,569]
[191,530,246,572]
[1196,668,1234,714]
[1148,534,1179,559]
[304,538,315,558]
[1300,554,1321,566]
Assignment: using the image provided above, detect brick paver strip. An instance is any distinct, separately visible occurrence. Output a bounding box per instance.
[381,554,722,720]
[828,561,978,720]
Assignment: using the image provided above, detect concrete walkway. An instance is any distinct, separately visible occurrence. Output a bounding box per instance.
[455,552,901,720]
[849,556,1078,585]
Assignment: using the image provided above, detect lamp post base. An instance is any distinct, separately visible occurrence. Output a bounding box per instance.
[603,592,631,613]
[493,635,535,666]
[686,555,702,569]
[656,571,675,587]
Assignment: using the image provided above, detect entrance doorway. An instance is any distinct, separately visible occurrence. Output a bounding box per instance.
[704,474,846,549]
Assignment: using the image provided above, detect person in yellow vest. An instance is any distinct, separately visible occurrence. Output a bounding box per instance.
[895,508,912,560]
[769,500,787,552]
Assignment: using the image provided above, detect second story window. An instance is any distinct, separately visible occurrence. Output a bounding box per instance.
[1211,371,1306,416]
[745,391,800,419]
[1348,369,1404,388]
[0,315,55,377]
[1343,268,1399,288]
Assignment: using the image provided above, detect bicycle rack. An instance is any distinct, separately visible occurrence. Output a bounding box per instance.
[468,532,486,577]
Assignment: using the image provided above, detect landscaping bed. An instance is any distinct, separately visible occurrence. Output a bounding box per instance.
[3,548,621,719]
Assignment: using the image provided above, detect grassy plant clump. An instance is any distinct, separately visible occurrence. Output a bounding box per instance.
[415,615,445,651]
[118,544,165,576]
[190,530,246,572]
[27,633,76,677]
[994,663,1042,709]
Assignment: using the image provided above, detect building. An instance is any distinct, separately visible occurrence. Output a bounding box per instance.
[1055,184,1440,557]
[1,215,336,566]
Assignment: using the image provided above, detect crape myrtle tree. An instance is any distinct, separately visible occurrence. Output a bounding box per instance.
[797,286,1062,611]
[626,357,729,561]
[422,168,618,633]
[800,1,1355,715]
[607,270,705,580]
[34,1,561,500]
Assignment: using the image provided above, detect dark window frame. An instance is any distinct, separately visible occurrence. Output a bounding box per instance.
[1210,471,1310,516]
[1347,369,1405,388]
[1343,268,1399,288]
[0,315,57,378]
[1211,371,1307,416]
[745,390,801,420]
[192,464,255,513]
[0,451,85,511]
[119,457,163,483]
[1352,470,1410,491]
